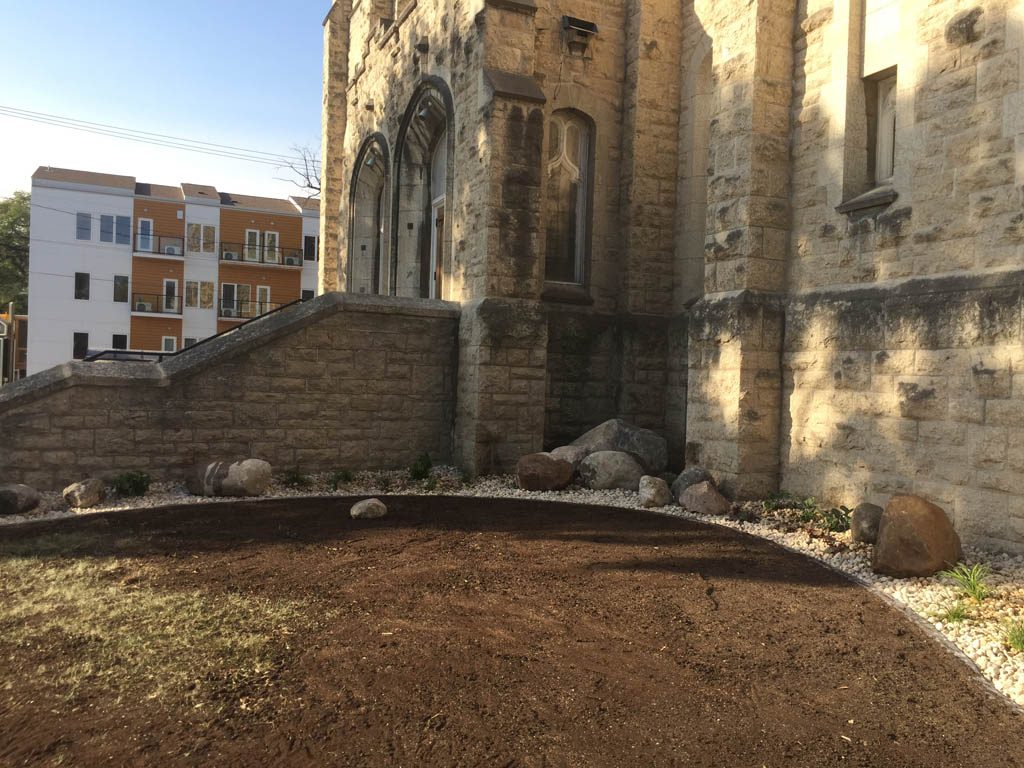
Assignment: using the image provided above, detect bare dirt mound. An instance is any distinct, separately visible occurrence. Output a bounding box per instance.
[0,496,1020,767]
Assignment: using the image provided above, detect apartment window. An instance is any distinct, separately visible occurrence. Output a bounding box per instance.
[301,289,315,301]
[163,279,178,312]
[137,218,154,252]
[73,332,89,359]
[244,229,260,261]
[256,285,271,313]
[76,213,91,240]
[115,216,131,246]
[185,280,198,308]
[184,337,198,348]
[186,223,216,253]
[199,281,214,309]
[113,275,129,303]
[161,336,177,353]
[545,110,593,285]
[74,272,90,300]
[221,283,238,315]
[112,334,128,350]
[100,215,114,243]
[264,231,280,263]
[871,74,897,185]
[304,235,318,261]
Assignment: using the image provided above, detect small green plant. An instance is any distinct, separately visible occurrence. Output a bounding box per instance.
[277,468,311,490]
[422,477,438,492]
[939,602,969,624]
[329,469,354,490]
[939,563,992,603]
[109,471,150,498]
[409,453,433,482]
[1007,621,1024,653]
[819,505,852,533]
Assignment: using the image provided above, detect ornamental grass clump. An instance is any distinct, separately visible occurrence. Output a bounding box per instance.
[1007,621,1024,653]
[939,563,992,603]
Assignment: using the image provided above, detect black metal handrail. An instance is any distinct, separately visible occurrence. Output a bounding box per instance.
[134,233,185,257]
[132,293,181,314]
[83,297,311,363]
[219,300,283,319]
[219,241,304,266]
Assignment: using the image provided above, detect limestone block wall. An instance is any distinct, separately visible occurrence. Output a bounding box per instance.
[0,295,459,492]
[781,0,1024,553]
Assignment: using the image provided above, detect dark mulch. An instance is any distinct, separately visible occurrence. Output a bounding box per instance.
[1,496,1021,767]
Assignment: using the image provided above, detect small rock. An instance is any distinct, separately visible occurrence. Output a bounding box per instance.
[578,451,646,491]
[872,495,963,578]
[351,498,387,520]
[571,419,668,474]
[188,459,273,497]
[851,502,884,544]
[680,481,732,516]
[516,453,575,492]
[639,476,672,508]
[671,466,713,501]
[549,445,589,470]
[0,484,40,516]
[62,478,107,509]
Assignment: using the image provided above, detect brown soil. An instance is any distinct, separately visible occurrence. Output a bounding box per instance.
[1,496,1021,767]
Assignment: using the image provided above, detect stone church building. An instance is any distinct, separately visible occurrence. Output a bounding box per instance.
[318,0,1024,551]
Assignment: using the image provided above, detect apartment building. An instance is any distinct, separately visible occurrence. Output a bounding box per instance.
[27,167,320,374]
[0,309,27,385]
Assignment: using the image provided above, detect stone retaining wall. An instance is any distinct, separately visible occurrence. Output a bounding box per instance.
[0,294,459,491]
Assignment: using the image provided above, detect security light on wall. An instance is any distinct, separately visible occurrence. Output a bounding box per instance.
[562,16,598,56]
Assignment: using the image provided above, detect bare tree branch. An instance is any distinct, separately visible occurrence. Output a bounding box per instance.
[275,144,321,198]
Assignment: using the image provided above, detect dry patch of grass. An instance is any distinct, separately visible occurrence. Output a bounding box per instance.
[0,533,302,717]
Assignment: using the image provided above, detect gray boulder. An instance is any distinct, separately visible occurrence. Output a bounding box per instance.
[639,475,672,508]
[550,445,589,470]
[679,481,732,516]
[671,466,713,501]
[571,419,668,474]
[872,495,962,578]
[188,459,272,497]
[0,484,40,516]
[517,453,575,491]
[351,498,388,520]
[851,502,884,544]
[63,478,106,509]
[579,451,646,491]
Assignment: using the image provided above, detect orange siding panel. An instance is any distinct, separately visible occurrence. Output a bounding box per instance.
[131,257,185,297]
[130,316,182,351]
[134,198,185,238]
[218,263,301,305]
[220,209,302,251]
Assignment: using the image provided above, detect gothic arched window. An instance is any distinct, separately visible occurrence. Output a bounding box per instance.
[545,110,592,285]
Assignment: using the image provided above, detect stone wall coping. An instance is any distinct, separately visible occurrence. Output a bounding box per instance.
[484,0,538,13]
[789,267,1024,307]
[483,68,546,104]
[0,292,460,415]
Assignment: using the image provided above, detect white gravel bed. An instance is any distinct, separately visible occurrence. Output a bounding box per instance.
[3,469,1022,709]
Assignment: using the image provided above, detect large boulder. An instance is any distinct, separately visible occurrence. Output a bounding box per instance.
[550,445,589,471]
[671,466,713,501]
[571,419,668,474]
[579,451,646,491]
[851,502,884,544]
[516,453,575,491]
[63,478,106,509]
[639,475,672,508]
[351,498,388,520]
[0,484,40,516]
[187,459,272,497]
[679,481,732,516]
[872,495,963,578]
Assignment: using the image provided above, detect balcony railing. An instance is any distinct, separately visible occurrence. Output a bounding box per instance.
[132,293,182,315]
[219,300,283,320]
[220,241,304,267]
[134,233,186,257]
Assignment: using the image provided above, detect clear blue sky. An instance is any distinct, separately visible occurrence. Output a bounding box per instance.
[0,0,328,198]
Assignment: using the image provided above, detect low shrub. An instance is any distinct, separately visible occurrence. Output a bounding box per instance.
[819,505,852,533]
[110,471,151,498]
[939,602,968,624]
[409,453,433,482]
[277,468,311,490]
[329,469,354,490]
